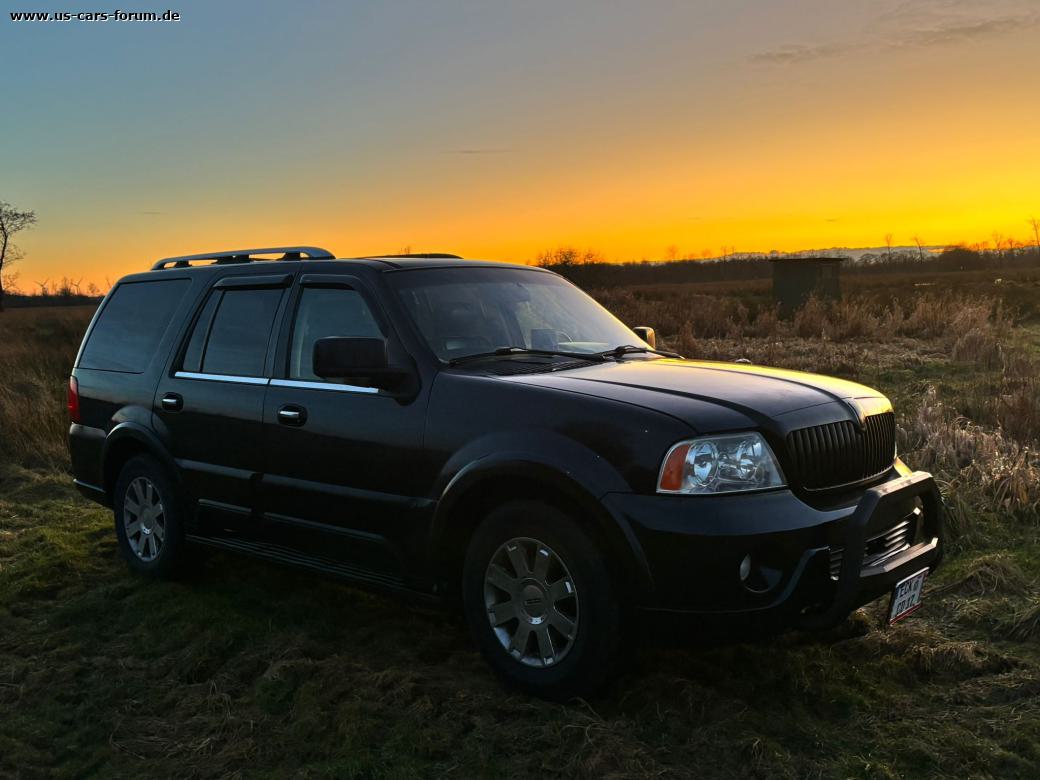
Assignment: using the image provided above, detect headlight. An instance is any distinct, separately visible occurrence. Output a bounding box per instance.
[657,432,786,495]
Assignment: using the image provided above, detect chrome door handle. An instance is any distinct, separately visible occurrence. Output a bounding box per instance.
[160,393,183,412]
[277,406,307,426]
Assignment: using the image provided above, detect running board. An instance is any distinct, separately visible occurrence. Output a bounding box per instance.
[185,533,412,593]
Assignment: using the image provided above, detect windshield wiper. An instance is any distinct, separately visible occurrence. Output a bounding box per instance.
[448,347,608,367]
[597,344,683,359]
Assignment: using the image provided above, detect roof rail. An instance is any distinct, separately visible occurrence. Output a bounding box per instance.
[363,253,463,259]
[152,246,335,270]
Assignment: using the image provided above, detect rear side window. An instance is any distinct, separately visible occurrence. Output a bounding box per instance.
[182,288,283,377]
[79,279,190,373]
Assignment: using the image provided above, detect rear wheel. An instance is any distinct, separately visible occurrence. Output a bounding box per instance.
[113,455,186,578]
[462,501,626,700]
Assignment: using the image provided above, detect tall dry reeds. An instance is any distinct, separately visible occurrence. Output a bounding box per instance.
[900,387,1040,543]
[594,289,1013,346]
[0,307,91,469]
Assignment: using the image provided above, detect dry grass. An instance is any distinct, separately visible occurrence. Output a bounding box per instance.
[1008,602,1040,641]
[2,478,1037,779]
[1,287,1039,778]
[931,553,1032,597]
[593,288,1011,348]
[902,387,1040,544]
[0,306,92,468]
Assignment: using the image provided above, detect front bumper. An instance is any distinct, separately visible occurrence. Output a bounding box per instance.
[605,468,943,628]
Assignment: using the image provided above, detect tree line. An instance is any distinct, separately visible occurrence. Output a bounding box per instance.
[536,240,1040,288]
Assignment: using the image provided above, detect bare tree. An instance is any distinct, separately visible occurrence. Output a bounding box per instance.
[992,231,1005,258]
[912,234,925,262]
[884,233,894,260]
[1029,216,1040,255]
[0,201,38,311]
[1,268,21,295]
[535,246,604,267]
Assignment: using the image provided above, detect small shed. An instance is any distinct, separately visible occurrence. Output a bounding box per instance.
[770,257,844,316]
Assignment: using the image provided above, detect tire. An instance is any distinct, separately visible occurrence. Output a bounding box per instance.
[113,455,186,578]
[462,500,627,700]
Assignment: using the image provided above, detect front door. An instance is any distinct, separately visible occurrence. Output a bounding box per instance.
[259,276,429,579]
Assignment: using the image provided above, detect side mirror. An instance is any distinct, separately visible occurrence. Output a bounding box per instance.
[313,336,420,396]
[632,326,656,349]
[313,337,388,378]
[312,337,419,395]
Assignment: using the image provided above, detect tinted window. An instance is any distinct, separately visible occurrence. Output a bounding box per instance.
[79,279,190,373]
[194,288,283,377]
[181,291,220,373]
[390,268,645,361]
[289,287,383,380]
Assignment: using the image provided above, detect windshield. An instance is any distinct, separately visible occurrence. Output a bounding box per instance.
[388,267,648,362]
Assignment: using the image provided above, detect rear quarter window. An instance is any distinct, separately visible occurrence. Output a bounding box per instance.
[79,279,190,373]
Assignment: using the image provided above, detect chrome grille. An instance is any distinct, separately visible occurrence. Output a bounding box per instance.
[787,411,896,492]
[864,517,914,568]
[828,547,843,580]
[829,507,919,580]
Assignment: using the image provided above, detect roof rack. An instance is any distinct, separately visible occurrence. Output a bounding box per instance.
[152,246,335,270]
[363,253,463,260]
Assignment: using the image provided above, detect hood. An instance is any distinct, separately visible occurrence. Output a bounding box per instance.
[501,358,889,433]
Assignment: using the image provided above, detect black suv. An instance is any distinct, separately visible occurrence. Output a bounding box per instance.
[69,246,943,698]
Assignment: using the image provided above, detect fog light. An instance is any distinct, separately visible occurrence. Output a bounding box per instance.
[739,554,752,582]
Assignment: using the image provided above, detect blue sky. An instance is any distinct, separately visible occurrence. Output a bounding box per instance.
[3,0,1038,285]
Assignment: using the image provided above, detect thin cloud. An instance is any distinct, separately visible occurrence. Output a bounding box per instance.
[891,13,1038,48]
[879,0,1028,24]
[749,42,850,65]
[445,148,510,155]
[751,4,1035,65]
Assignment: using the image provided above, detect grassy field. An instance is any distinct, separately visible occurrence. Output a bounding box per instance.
[1,282,1039,779]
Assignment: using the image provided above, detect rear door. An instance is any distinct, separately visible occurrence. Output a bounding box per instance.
[259,274,430,579]
[154,273,290,519]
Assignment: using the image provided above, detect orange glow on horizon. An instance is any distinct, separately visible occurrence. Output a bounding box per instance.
[5,2,1039,292]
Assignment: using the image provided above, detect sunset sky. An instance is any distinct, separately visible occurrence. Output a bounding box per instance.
[3,0,1039,289]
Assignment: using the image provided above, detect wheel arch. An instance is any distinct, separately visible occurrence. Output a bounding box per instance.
[102,422,180,502]
[429,458,654,603]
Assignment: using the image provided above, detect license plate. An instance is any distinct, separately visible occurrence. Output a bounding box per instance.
[888,568,928,623]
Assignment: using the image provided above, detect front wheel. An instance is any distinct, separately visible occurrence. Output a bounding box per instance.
[462,501,627,700]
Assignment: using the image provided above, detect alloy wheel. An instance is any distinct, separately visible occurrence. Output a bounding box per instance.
[123,476,166,562]
[483,537,579,667]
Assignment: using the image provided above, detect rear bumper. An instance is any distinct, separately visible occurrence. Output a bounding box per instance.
[69,422,109,505]
[604,467,943,628]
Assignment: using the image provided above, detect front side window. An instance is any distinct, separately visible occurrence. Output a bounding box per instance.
[389,267,645,361]
[288,287,383,380]
[79,279,190,373]
[182,288,283,377]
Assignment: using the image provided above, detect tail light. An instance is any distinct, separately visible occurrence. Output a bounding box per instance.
[67,376,81,423]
